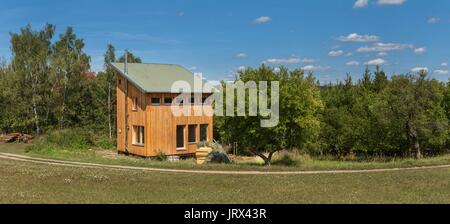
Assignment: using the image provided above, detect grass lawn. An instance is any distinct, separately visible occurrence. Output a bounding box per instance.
[0,157,449,203]
[1,142,450,172]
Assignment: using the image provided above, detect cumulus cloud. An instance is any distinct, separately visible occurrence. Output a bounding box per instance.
[414,47,426,54]
[253,16,272,24]
[237,66,246,71]
[263,57,314,65]
[376,0,406,5]
[365,58,387,65]
[302,65,328,71]
[236,53,247,58]
[337,33,380,42]
[428,17,441,24]
[189,66,197,70]
[441,62,448,67]
[328,50,344,57]
[433,70,449,75]
[411,67,428,73]
[377,52,388,56]
[354,0,369,8]
[346,61,360,66]
[357,42,414,53]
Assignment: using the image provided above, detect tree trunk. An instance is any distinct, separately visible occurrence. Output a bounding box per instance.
[108,82,112,139]
[251,149,279,166]
[407,120,422,159]
[31,72,40,135]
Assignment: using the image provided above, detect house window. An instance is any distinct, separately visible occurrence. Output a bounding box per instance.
[200,124,208,142]
[176,97,184,106]
[176,125,185,149]
[202,97,207,105]
[188,125,197,143]
[151,98,161,106]
[132,97,138,111]
[132,126,145,146]
[164,98,173,105]
[190,95,196,105]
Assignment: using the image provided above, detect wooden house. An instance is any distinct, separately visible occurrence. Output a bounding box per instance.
[111,62,214,157]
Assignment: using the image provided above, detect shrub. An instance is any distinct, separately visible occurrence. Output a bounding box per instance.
[26,128,113,152]
[273,154,297,166]
[155,150,166,161]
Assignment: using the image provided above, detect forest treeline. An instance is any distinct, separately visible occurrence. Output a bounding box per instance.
[0,24,449,164]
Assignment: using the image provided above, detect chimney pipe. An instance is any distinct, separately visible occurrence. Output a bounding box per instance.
[124,49,128,74]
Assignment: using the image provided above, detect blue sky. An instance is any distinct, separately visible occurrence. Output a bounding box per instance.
[0,0,449,83]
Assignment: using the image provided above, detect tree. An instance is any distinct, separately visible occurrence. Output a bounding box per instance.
[10,24,55,134]
[51,27,91,129]
[379,72,448,159]
[118,51,142,63]
[95,44,117,138]
[217,65,323,165]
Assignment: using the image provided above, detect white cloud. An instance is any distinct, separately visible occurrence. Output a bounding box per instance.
[302,65,326,71]
[337,33,380,42]
[376,0,406,5]
[357,42,414,53]
[236,53,247,58]
[433,70,449,75]
[263,57,314,65]
[346,61,360,66]
[414,47,426,54]
[346,52,353,57]
[253,16,272,24]
[237,66,246,71]
[441,62,448,67]
[411,67,428,73]
[189,66,197,70]
[428,17,441,24]
[178,12,185,17]
[377,52,388,56]
[354,0,369,8]
[328,50,344,57]
[273,67,281,73]
[365,58,387,65]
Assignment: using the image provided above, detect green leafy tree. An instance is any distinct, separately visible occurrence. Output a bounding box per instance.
[379,72,448,158]
[10,24,55,134]
[218,65,323,165]
[51,27,91,129]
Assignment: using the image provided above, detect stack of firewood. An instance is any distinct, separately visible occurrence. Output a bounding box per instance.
[0,133,33,143]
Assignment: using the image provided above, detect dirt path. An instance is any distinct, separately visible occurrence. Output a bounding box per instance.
[1,152,450,175]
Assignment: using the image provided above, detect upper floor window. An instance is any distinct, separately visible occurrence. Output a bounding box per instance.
[151,98,161,106]
[132,97,138,111]
[164,98,173,105]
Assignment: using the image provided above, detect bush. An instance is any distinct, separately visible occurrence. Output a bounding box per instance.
[26,128,114,152]
[273,154,297,166]
[155,151,166,161]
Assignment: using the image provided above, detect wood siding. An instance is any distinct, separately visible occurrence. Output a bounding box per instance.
[116,73,213,157]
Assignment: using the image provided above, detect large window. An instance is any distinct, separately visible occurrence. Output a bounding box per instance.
[132,126,145,146]
[188,125,197,143]
[176,125,185,149]
[200,124,208,142]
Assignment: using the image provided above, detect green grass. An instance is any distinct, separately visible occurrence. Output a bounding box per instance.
[0,158,449,203]
[1,142,450,172]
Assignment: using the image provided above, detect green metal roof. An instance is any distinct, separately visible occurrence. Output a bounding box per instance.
[110,62,214,93]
